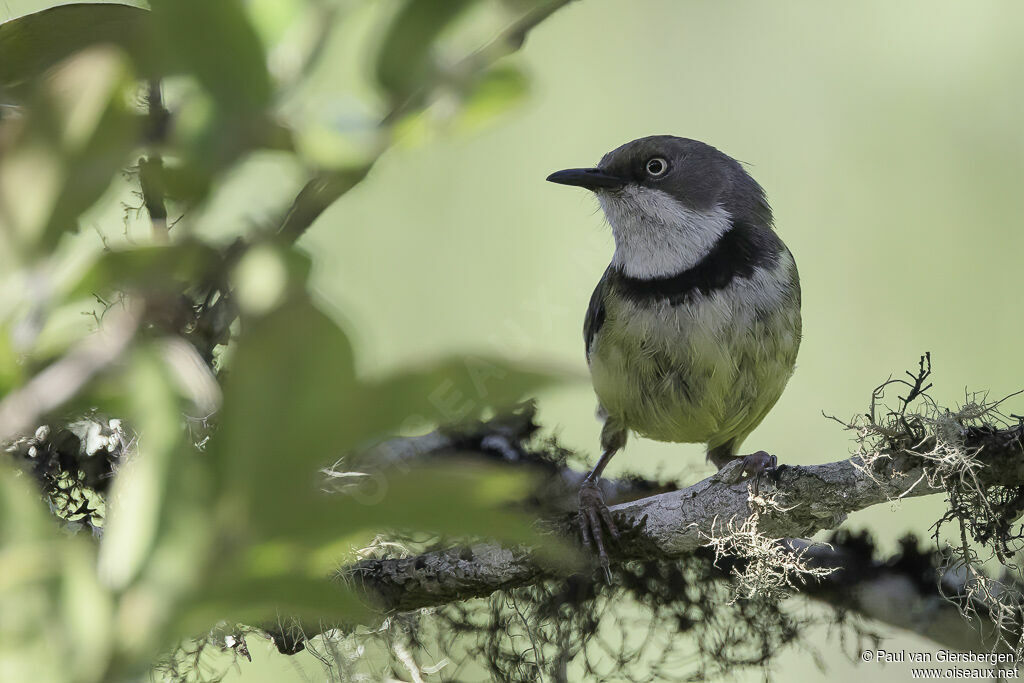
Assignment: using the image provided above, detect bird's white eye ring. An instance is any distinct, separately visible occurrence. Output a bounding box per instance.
[645,157,668,177]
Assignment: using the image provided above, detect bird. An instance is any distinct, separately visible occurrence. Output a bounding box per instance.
[546,135,802,567]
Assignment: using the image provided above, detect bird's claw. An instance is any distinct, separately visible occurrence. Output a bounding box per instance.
[738,450,778,495]
[578,480,619,580]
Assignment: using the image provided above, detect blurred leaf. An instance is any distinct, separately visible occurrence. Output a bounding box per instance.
[313,461,541,546]
[247,0,306,53]
[157,160,215,203]
[149,0,271,115]
[239,460,543,548]
[115,451,216,662]
[0,329,21,395]
[0,463,52,545]
[0,3,155,95]
[457,64,529,131]
[60,542,115,683]
[394,64,531,147]
[375,0,478,100]
[0,466,114,683]
[336,355,570,453]
[213,278,566,544]
[231,244,290,316]
[0,47,139,256]
[98,346,184,589]
[70,242,222,299]
[187,464,540,627]
[182,574,364,630]
[213,290,356,510]
[145,0,280,202]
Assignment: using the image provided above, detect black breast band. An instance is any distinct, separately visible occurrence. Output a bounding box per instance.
[609,220,781,305]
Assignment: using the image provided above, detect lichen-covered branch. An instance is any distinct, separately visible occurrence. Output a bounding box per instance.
[348,422,1023,612]
[322,415,1024,665]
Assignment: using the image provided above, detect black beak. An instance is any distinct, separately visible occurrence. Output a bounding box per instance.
[546,167,625,190]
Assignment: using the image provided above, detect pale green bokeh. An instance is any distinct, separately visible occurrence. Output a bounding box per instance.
[303,0,1024,535]
[4,0,1023,680]
[300,2,1024,679]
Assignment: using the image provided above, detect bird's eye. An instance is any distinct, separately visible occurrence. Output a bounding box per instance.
[645,157,668,177]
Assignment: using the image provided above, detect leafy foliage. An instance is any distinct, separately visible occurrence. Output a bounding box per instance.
[0,1,571,681]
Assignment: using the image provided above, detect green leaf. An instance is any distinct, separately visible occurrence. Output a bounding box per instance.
[457,64,530,131]
[212,292,356,513]
[0,462,52,545]
[0,47,139,256]
[182,575,365,631]
[149,0,271,115]
[0,330,21,396]
[60,542,115,683]
[97,346,184,590]
[246,0,307,53]
[0,3,155,94]
[212,283,567,545]
[317,461,542,545]
[375,0,478,100]
[0,466,114,683]
[145,0,278,201]
[69,242,222,299]
[115,452,217,661]
[335,355,569,453]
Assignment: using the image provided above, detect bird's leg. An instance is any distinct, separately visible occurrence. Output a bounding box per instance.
[579,448,619,565]
[578,422,626,577]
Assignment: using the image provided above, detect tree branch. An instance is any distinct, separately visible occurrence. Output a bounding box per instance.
[326,419,1024,656]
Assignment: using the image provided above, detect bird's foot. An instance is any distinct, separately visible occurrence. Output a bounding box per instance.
[726,451,778,495]
[577,480,619,580]
[741,450,778,495]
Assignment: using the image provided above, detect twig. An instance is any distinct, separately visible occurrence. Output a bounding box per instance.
[141,80,169,243]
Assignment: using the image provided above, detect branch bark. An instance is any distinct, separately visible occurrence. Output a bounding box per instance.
[334,420,1024,654]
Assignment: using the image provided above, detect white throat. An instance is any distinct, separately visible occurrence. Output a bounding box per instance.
[599,186,732,279]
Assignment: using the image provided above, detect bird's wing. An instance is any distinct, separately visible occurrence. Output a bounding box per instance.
[583,267,610,362]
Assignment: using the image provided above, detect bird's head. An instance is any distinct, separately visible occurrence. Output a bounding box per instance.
[547,136,773,278]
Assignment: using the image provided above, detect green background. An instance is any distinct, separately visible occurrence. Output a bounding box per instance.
[4,0,1023,680]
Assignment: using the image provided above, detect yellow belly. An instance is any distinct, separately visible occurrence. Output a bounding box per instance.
[589,296,800,450]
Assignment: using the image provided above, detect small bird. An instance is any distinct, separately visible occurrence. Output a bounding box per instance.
[547,136,801,565]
